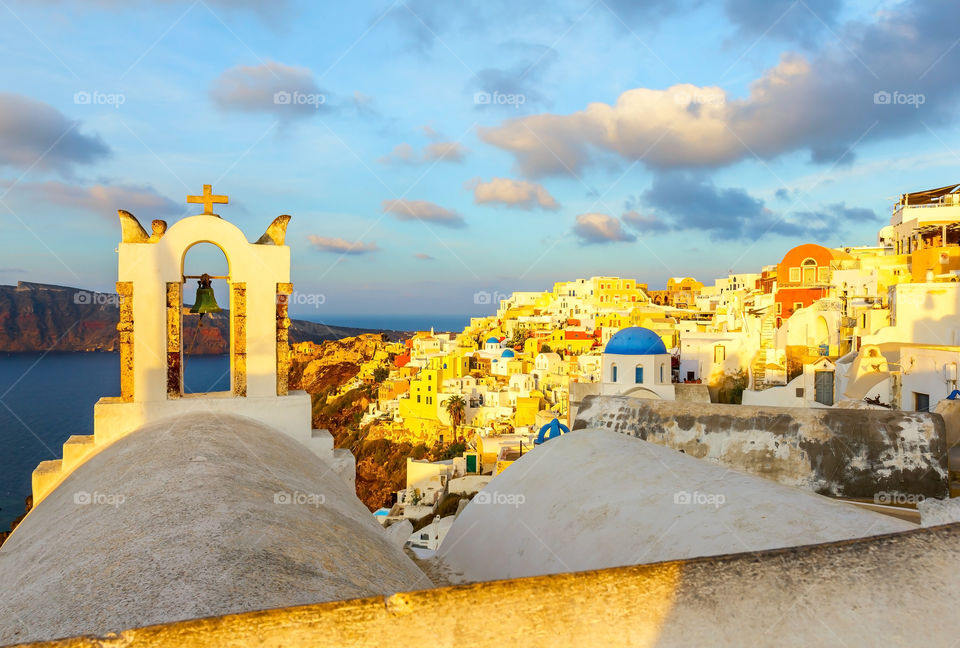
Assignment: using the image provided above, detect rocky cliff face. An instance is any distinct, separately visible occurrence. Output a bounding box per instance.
[0,282,403,353]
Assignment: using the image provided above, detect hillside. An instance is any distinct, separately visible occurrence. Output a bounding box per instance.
[0,282,405,353]
[289,335,460,510]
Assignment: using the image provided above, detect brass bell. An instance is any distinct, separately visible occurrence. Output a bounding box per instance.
[190,273,222,314]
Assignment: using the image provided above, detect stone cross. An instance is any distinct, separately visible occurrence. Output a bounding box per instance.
[187,184,228,215]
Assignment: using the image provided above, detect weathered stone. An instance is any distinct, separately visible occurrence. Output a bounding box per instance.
[573,395,949,500]
[116,281,134,401]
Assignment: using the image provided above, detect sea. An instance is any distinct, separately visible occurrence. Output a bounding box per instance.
[0,314,475,529]
[0,353,231,529]
[301,313,473,333]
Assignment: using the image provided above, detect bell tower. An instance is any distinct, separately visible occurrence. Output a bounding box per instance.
[30,185,354,507]
[112,184,294,403]
[89,186,342,461]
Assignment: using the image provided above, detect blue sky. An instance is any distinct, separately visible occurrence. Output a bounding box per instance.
[1,0,959,319]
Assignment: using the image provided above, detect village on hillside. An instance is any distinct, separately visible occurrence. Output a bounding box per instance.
[291,183,960,546]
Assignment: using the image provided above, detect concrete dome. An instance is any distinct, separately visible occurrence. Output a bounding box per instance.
[485,337,499,344]
[501,349,515,358]
[0,414,429,645]
[436,430,913,583]
[604,327,666,355]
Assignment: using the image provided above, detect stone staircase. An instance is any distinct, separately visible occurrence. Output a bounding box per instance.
[751,310,777,391]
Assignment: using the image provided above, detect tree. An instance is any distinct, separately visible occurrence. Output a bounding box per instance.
[509,328,530,349]
[443,395,467,431]
[539,343,552,354]
[372,366,389,383]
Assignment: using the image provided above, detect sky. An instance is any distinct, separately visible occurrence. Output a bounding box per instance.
[1,0,959,320]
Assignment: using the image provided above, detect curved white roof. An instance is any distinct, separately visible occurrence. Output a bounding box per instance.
[437,430,913,583]
[0,414,428,644]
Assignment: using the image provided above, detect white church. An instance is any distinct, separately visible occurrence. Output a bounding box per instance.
[600,326,676,400]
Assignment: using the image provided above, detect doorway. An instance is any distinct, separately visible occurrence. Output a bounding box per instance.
[814,370,834,406]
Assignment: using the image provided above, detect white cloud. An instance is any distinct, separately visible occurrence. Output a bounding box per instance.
[478,0,960,176]
[470,177,558,210]
[210,60,328,120]
[5,180,181,220]
[378,140,467,164]
[0,93,109,174]
[308,235,379,255]
[572,213,635,244]
[382,199,466,228]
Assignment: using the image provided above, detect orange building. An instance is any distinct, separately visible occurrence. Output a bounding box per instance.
[774,244,852,325]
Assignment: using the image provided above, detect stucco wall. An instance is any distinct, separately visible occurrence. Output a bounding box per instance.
[573,395,949,499]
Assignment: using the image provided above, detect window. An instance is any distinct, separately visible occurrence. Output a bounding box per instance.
[416,395,421,403]
[793,302,803,312]
[817,267,830,283]
[687,371,695,381]
[659,365,664,382]
[796,388,804,397]
[915,392,930,412]
[635,366,644,384]
[789,267,801,282]
[611,364,618,382]
[714,345,726,363]
[776,302,782,314]
[861,313,867,328]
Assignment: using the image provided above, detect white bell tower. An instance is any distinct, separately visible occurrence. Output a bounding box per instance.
[31,185,353,506]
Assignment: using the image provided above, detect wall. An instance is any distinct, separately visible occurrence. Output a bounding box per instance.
[572,395,949,499]
[13,524,960,647]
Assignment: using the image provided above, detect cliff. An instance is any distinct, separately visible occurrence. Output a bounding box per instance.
[0,282,404,353]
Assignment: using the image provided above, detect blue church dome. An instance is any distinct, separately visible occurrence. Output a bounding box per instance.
[501,349,515,358]
[486,337,499,344]
[604,327,667,355]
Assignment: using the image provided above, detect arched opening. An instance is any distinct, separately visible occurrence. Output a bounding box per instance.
[814,316,830,348]
[181,242,230,394]
[801,258,817,285]
[611,363,618,382]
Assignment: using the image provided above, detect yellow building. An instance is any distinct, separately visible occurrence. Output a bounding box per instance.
[427,352,470,383]
[398,369,440,421]
[595,313,629,329]
[591,276,648,308]
[514,395,541,427]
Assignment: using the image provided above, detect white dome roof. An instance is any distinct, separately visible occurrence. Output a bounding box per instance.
[437,430,912,583]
